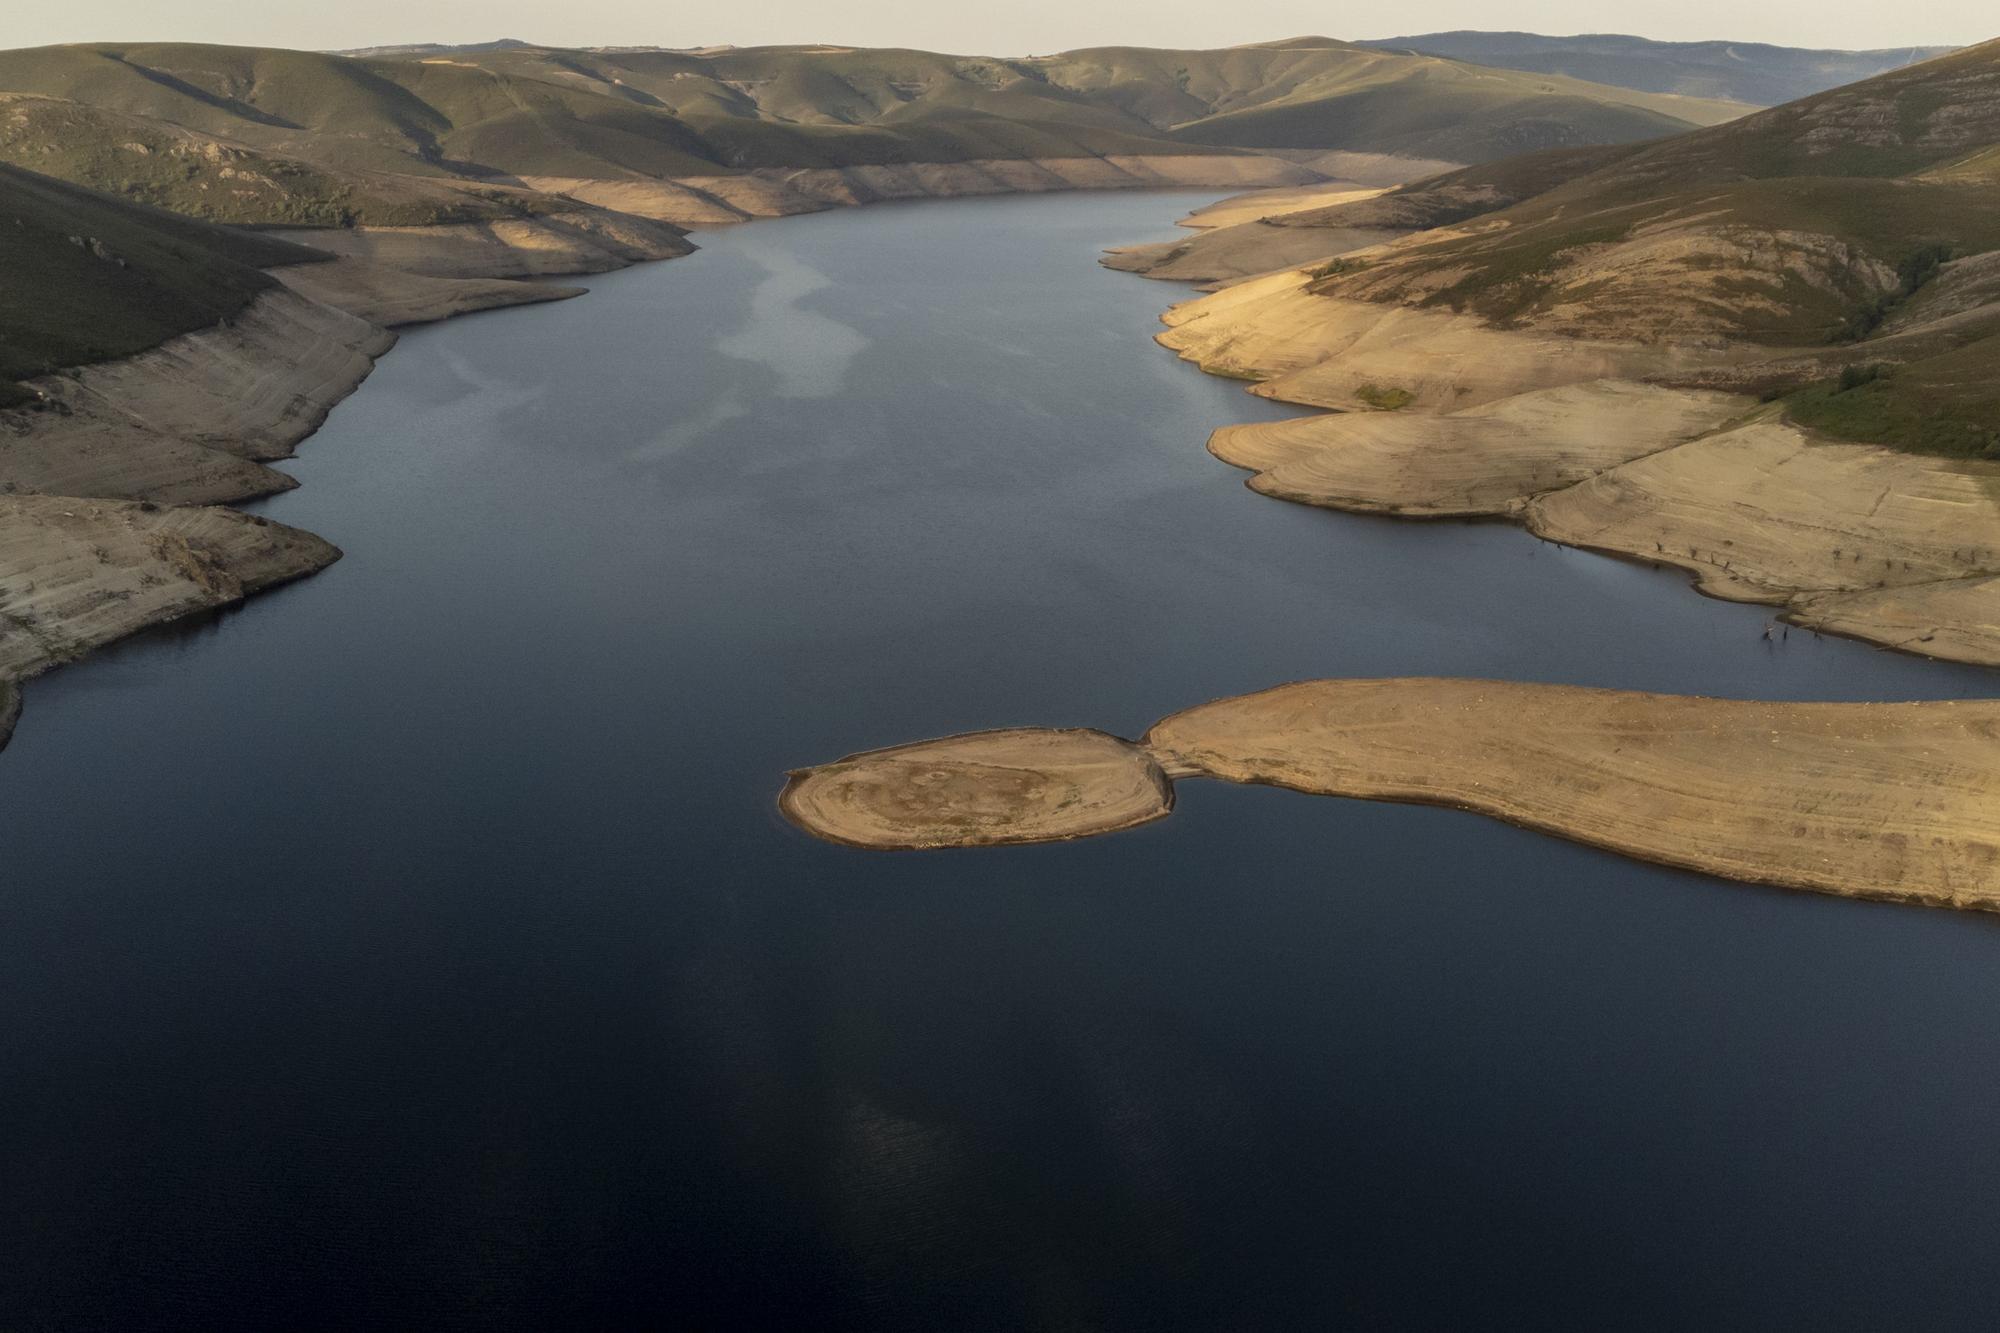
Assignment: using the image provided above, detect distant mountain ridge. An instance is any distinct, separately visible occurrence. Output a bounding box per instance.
[1355,31,1955,106]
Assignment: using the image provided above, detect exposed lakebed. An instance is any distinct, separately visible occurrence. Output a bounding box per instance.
[5,193,2000,1328]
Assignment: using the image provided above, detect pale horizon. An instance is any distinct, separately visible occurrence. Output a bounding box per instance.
[7,1,1989,57]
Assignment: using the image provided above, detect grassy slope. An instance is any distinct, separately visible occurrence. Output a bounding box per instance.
[0,162,321,406]
[1304,41,2000,454]
[1355,32,1954,107]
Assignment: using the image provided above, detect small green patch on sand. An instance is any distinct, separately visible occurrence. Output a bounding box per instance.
[1355,383,1414,411]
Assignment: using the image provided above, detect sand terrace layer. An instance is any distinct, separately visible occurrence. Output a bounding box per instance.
[1209,381,1750,517]
[781,679,2000,911]
[517,155,1343,229]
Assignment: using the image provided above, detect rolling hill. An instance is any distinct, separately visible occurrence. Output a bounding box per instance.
[1356,31,1954,107]
[0,38,1747,236]
[460,37,1744,163]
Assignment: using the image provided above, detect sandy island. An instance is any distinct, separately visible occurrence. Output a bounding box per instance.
[781,679,2000,911]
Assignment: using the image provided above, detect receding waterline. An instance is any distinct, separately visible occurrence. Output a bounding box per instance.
[4,191,1999,1331]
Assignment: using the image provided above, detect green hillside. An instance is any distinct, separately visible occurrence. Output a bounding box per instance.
[0,162,322,408]
[1306,40,2000,456]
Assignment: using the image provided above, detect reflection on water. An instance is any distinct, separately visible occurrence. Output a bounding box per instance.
[3,192,1999,1331]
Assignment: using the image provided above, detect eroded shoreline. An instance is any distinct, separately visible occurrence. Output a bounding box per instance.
[1154,266,2000,668]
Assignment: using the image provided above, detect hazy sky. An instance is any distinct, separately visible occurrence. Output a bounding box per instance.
[10,1,1989,54]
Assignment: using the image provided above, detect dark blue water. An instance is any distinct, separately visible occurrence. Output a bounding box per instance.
[5,192,2000,1331]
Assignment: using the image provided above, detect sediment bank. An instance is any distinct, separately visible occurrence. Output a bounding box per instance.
[781,679,2000,911]
[515,152,1374,229]
[1158,269,2000,667]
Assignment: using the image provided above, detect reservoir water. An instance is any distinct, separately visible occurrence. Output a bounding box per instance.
[5,191,2000,1330]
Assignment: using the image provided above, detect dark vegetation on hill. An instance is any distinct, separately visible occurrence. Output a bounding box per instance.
[1303,40,2000,456]
[1356,31,1954,107]
[0,162,324,408]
